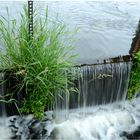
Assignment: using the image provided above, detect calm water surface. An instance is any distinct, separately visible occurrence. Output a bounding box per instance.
[0,1,140,64]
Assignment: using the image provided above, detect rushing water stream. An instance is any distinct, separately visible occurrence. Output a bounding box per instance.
[49,97,140,140]
[0,97,139,140]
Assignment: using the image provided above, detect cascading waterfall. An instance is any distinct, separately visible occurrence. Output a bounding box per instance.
[56,62,132,112]
[0,72,6,117]
[77,62,131,106]
[0,73,11,140]
[0,61,131,115]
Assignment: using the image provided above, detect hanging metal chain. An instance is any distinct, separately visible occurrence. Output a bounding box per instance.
[28,0,33,39]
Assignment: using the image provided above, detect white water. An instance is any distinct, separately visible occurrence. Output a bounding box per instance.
[0,97,139,140]
[47,97,140,140]
[0,118,13,139]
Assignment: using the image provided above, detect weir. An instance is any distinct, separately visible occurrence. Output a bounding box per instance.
[0,58,132,116]
[56,61,132,111]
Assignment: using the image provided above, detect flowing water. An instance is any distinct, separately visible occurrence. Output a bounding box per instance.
[0,73,10,139]
[0,73,6,117]
[48,97,140,140]
[56,62,132,112]
[0,97,139,140]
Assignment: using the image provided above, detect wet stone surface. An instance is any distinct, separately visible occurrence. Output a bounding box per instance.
[7,112,54,140]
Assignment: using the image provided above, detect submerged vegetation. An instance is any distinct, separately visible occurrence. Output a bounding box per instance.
[0,6,77,119]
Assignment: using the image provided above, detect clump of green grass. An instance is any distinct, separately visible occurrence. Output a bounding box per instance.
[0,6,77,119]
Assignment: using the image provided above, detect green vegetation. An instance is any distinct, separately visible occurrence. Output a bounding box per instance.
[0,6,77,119]
[128,51,140,99]
[128,21,140,99]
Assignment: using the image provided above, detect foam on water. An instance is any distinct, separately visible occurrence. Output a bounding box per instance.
[0,118,13,139]
[48,97,140,140]
[0,98,139,139]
